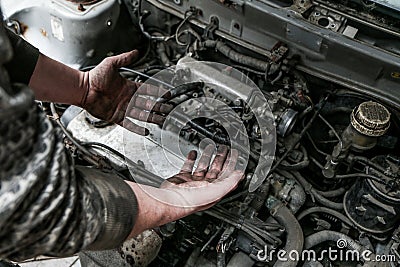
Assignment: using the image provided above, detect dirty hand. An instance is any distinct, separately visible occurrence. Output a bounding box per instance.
[126,145,244,237]
[81,50,173,135]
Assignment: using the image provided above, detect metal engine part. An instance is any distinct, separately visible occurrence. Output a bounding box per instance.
[322,101,392,178]
[344,155,400,234]
[351,101,391,138]
[1,0,138,67]
[343,101,391,151]
[351,0,400,13]
[5,0,400,266]
[143,0,400,108]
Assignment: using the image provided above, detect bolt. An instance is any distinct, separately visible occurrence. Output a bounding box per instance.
[78,4,86,12]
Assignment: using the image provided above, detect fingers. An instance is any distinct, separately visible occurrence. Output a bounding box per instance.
[132,96,173,114]
[124,85,173,131]
[165,170,244,208]
[157,148,244,209]
[205,145,229,181]
[193,144,215,179]
[198,170,244,208]
[166,176,189,185]
[160,177,185,189]
[180,150,197,174]
[128,108,166,125]
[120,118,149,136]
[162,174,194,187]
[110,50,139,68]
[218,149,239,180]
[212,169,245,193]
[161,150,198,189]
[136,83,172,99]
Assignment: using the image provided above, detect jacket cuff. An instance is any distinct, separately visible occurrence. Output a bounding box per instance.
[75,167,138,250]
[4,28,40,84]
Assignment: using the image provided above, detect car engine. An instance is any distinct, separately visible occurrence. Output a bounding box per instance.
[2,0,400,266]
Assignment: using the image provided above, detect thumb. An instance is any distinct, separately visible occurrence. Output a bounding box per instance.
[110,50,139,68]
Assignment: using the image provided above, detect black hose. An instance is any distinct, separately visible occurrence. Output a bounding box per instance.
[80,142,165,186]
[353,156,396,178]
[269,200,303,267]
[156,42,173,67]
[216,206,283,244]
[289,171,344,210]
[312,191,344,210]
[314,187,346,198]
[279,161,309,170]
[305,230,366,252]
[170,82,204,98]
[304,231,375,267]
[280,146,309,170]
[187,120,230,145]
[297,207,353,226]
[142,65,167,74]
[335,173,388,185]
[156,82,204,102]
[137,0,172,41]
[204,210,267,246]
[217,252,226,267]
[50,103,107,168]
[232,64,265,76]
[203,40,271,71]
[120,67,174,88]
[80,66,174,89]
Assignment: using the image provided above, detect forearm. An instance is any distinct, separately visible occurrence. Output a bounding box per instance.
[125,174,242,238]
[126,183,175,238]
[29,54,89,106]
[0,84,137,261]
[5,28,88,105]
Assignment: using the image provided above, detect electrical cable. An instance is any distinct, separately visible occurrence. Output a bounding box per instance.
[334,173,389,185]
[137,0,174,41]
[318,114,343,150]
[271,93,331,173]
[80,65,174,89]
[50,103,112,168]
[175,10,200,46]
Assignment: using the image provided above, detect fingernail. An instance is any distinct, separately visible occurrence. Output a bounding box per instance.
[218,145,228,153]
[163,91,172,99]
[188,150,197,160]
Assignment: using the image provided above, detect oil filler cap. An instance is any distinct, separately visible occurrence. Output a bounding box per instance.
[351,101,391,137]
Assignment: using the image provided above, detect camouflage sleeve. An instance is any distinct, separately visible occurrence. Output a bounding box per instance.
[0,84,138,261]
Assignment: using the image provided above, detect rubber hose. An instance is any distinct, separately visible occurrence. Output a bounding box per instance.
[269,200,304,267]
[203,40,270,71]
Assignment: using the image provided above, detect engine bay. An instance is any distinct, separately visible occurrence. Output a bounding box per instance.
[2,0,400,266]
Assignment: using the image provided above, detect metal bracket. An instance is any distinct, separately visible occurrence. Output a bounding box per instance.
[203,16,219,40]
